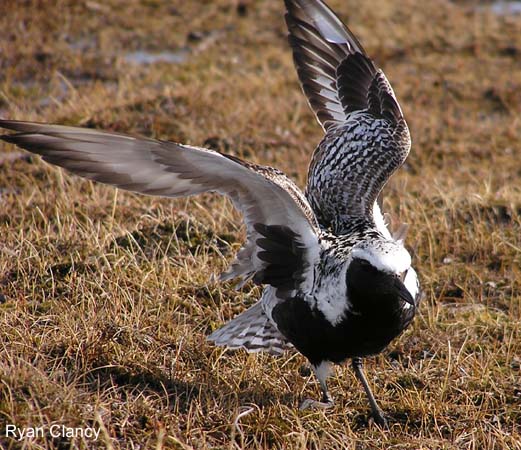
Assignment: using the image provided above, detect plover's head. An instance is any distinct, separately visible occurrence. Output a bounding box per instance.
[347,240,415,308]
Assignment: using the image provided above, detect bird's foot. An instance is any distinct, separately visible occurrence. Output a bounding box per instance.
[369,408,388,428]
[299,395,334,411]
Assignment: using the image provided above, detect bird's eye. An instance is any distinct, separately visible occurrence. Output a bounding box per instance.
[358,259,372,267]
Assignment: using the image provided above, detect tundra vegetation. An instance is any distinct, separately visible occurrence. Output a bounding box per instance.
[0,1,520,448]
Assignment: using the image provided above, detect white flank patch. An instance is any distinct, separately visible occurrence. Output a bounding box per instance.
[373,202,392,239]
[313,263,349,326]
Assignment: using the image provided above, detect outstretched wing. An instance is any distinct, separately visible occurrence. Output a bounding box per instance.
[284,0,403,131]
[284,0,411,233]
[0,120,321,296]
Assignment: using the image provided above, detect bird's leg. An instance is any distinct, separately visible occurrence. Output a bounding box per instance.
[299,361,334,410]
[351,357,387,427]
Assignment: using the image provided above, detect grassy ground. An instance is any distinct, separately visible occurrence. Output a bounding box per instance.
[0,0,520,448]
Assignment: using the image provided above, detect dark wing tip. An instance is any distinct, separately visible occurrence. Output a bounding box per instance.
[336,52,377,114]
[284,0,398,129]
[0,132,43,154]
[0,119,42,133]
[337,52,403,122]
[0,133,18,144]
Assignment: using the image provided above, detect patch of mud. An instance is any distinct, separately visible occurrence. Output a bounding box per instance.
[487,1,521,15]
[124,50,190,65]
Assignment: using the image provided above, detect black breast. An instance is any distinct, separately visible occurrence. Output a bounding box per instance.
[271,258,416,365]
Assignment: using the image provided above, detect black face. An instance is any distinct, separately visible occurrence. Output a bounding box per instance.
[346,258,414,313]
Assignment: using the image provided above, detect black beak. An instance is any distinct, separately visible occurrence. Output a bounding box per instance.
[394,276,415,306]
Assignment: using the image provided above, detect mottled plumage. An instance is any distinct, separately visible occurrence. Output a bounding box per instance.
[307,113,410,232]
[0,0,421,427]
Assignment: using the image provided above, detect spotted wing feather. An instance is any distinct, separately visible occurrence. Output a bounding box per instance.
[285,0,410,233]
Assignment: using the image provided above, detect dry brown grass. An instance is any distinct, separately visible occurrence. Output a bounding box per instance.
[0,0,520,448]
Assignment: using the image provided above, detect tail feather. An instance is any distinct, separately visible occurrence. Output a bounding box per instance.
[208,302,293,356]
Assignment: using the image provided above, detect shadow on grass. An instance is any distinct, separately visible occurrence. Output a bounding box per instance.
[90,364,202,412]
[85,361,295,414]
